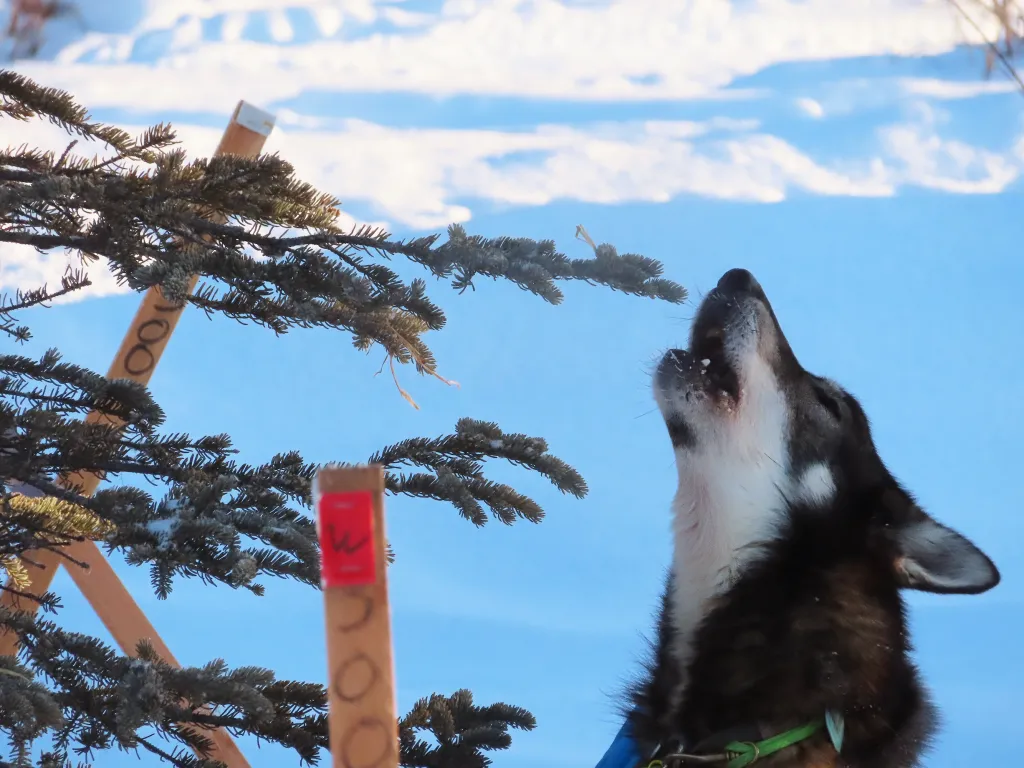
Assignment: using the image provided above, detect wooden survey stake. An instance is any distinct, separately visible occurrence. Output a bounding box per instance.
[315,465,398,768]
[0,100,277,768]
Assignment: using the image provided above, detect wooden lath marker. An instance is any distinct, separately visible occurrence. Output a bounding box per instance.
[0,100,278,768]
[314,465,398,768]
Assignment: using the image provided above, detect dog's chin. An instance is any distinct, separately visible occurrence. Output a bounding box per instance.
[654,346,752,450]
[656,348,741,412]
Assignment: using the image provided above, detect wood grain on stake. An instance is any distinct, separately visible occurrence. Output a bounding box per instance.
[0,101,277,768]
[316,465,398,768]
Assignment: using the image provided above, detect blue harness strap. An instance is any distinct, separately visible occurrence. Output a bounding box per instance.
[595,721,642,768]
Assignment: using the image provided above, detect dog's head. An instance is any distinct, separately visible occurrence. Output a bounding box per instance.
[654,268,999,596]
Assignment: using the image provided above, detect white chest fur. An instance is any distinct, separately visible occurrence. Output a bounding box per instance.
[667,358,809,689]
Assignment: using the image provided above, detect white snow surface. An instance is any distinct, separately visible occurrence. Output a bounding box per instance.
[1,0,1022,301]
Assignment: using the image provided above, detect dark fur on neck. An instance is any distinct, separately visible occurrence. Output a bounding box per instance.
[626,485,939,768]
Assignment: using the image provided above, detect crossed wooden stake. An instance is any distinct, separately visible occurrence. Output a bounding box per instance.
[0,104,398,768]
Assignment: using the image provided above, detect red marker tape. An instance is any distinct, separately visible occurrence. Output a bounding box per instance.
[318,491,376,588]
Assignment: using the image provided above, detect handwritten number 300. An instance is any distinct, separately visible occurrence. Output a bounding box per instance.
[122,301,179,376]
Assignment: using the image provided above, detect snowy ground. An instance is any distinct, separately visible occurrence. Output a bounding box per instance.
[4,0,1022,299]
[2,1,1022,767]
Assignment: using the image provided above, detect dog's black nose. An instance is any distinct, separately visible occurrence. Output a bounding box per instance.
[716,268,763,297]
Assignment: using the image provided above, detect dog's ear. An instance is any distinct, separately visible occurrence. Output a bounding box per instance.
[881,488,1000,595]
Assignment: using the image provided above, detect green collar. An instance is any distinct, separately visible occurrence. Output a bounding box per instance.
[646,717,827,768]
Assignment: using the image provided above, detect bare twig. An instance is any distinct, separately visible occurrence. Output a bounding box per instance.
[949,0,1024,93]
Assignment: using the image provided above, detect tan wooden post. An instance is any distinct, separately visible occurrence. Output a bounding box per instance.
[315,465,399,768]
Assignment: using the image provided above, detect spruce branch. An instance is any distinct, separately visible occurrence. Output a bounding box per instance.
[399,690,535,768]
[1,70,690,767]
[0,267,91,343]
[372,418,586,525]
[0,608,330,768]
[2,69,685,378]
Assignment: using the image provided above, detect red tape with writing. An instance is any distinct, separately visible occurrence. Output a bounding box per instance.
[318,491,376,588]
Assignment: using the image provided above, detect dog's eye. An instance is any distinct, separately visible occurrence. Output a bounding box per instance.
[814,387,842,420]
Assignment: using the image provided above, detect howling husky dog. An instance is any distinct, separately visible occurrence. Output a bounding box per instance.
[627,269,1000,767]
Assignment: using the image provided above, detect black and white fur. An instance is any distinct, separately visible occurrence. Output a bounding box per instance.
[627,269,1000,768]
